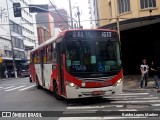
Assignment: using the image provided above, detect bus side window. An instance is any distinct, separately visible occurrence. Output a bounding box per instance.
[47,45,51,63]
[44,47,47,63]
[37,50,40,64]
[31,53,34,64]
[32,52,35,64]
[52,42,56,63]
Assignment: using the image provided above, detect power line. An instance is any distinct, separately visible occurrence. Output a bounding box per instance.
[0,35,53,38]
[0,17,130,26]
[48,0,72,29]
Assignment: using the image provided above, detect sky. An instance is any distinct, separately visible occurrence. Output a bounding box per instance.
[32,0,90,28]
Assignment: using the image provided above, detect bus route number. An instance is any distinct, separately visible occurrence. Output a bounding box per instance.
[102,32,112,38]
[72,31,84,38]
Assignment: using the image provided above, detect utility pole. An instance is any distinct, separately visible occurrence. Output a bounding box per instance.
[6,0,18,78]
[76,6,81,28]
[116,17,120,42]
[68,0,73,29]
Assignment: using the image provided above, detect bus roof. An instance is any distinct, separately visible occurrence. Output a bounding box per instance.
[31,28,118,53]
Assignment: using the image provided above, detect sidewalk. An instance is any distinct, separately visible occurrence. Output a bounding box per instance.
[123,75,160,93]
[0,77,19,81]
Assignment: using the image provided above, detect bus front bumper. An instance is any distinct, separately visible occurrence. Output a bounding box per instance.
[66,82,122,99]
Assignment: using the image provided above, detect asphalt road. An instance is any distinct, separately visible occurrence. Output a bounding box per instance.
[0,78,160,120]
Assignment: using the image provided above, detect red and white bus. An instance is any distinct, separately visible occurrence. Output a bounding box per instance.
[30,29,123,99]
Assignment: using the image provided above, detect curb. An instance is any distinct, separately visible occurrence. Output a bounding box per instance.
[0,77,20,81]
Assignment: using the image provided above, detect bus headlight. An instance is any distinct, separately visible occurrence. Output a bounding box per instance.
[114,79,122,86]
[67,81,79,89]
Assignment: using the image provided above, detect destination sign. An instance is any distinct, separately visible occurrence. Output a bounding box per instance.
[67,31,117,39]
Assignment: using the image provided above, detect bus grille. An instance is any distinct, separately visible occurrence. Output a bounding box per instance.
[76,76,115,82]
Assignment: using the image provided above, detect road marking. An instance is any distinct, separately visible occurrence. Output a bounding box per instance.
[5,86,25,91]
[0,82,32,86]
[4,86,15,89]
[118,93,149,96]
[110,97,159,100]
[58,117,147,120]
[111,100,160,103]
[133,97,159,100]
[18,85,36,91]
[67,105,124,110]
[118,109,138,111]
[104,96,139,98]
[151,104,160,106]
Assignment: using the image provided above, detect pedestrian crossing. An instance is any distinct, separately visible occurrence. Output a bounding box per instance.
[58,91,160,120]
[0,84,36,91]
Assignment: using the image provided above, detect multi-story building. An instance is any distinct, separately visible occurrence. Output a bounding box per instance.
[35,4,69,45]
[88,0,99,28]
[49,8,69,30]
[95,0,160,74]
[0,0,37,77]
[36,12,55,45]
[37,24,50,45]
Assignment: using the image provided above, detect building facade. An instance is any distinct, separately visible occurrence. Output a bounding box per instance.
[49,8,69,30]
[88,0,99,28]
[36,12,55,45]
[0,0,37,77]
[97,0,160,30]
[95,0,160,74]
[37,24,50,45]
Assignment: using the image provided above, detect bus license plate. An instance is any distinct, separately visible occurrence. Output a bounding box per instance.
[92,91,103,95]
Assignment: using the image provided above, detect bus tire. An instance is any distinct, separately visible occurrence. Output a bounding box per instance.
[36,76,42,89]
[29,76,32,83]
[53,82,61,100]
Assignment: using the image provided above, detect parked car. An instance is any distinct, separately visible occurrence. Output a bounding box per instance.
[20,69,30,77]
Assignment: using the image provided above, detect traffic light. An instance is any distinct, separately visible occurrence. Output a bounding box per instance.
[13,3,22,17]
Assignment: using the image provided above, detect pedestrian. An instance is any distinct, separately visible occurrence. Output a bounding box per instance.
[4,69,8,79]
[140,59,149,88]
[150,60,159,89]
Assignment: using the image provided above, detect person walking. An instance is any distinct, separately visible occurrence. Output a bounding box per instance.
[140,59,149,88]
[150,61,159,89]
[4,69,8,79]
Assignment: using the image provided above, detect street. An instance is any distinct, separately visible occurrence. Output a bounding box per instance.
[0,78,160,120]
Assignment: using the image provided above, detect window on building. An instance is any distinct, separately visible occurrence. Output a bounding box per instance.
[118,0,131,14]
[140,0,156,9]
[9,20,22,35]
[12,37,16,47]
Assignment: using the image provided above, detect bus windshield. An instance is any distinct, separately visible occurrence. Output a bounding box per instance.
[65,38,122,77]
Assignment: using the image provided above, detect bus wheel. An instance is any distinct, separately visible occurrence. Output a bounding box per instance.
[53,82,61,100]
[36,76,42,89]
[29,76,32,83]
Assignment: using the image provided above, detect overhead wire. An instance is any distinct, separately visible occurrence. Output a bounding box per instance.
[48,0,72,29]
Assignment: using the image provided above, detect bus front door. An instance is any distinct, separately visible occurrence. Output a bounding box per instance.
[57,42,64,94]
[40,49,45,87]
